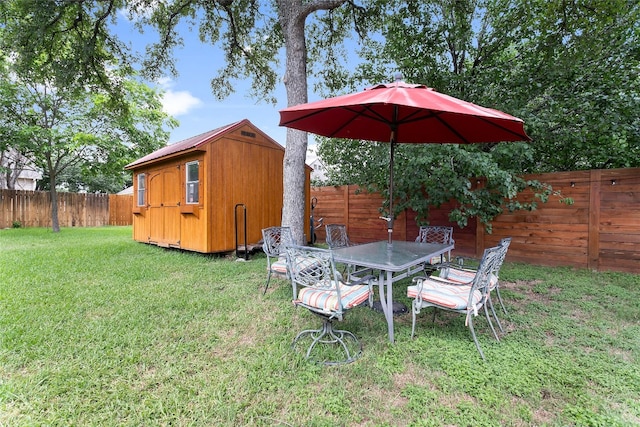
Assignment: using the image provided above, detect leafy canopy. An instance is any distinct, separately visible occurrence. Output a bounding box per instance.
[318,0,636,229]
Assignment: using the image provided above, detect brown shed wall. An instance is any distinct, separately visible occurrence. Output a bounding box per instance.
[127,121,311,254]
[207,125,289,252]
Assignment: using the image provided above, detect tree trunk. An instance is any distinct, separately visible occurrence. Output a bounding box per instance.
[49,170,60,232]
[278,2,309,245]
[277,0,349,244]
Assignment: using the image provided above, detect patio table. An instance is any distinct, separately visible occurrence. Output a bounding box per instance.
[332,240,454,343]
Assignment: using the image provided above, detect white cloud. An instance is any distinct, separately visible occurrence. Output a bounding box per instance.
[161,90,203,116]
[158,78,203,116]
[118,1,167,21]
[157,76,172,86]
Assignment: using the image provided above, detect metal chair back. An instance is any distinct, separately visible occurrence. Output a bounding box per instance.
[261,226,293,294]
[415,225,454,262]
[285,244,374,365]
[325,224,352,249]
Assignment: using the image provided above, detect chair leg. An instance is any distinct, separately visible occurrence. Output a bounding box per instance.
[411,302,418,339]
[263,269,273,295]
[292,318,362,365]
[483,303,500,342]
[410,302,434,339]
[488,297,504,333]
[495,286,508,315]
[467,313,486,361]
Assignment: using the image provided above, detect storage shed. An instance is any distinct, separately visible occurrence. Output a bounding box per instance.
[125,119,311,254]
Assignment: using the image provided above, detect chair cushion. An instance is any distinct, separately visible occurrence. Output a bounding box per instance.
[439,268,499,289]
[271,258,288,274]
[429,256,442,264]
[407,278,481,310]
[439,267,475,283]
[270,256,320,275]
[296,283,370,313]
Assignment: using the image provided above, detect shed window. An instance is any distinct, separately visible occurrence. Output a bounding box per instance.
[137,174,146,206]
[186,161,199,204]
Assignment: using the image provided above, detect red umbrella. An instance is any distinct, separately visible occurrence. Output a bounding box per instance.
[279,77,531,244]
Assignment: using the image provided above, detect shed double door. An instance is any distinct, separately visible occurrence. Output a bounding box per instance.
[148,167,181,247]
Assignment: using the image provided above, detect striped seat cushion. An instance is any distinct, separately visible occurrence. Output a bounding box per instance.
[440,267,475,283]
[439,268,499,289]
[270,256,320,275]
[407,278,481,310]
[429,253,449,264]
[296,282,370,313]
[271,258,288,274]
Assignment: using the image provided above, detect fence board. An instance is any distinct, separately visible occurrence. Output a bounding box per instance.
[109,194,133,226]
[0,190,132,229]
[3,168,639,273]
[310,167,640,274]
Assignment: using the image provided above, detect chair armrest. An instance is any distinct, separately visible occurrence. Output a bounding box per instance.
[454,256,480,269]
[345,274,376,286]
[422,260,452,276]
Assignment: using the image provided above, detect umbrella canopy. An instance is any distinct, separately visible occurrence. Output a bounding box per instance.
[279,77,531,244]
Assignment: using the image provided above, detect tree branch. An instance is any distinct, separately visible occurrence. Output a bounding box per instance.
[299,0,348,20]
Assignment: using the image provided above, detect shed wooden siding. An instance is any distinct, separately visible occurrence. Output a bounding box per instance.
[309,168,640,273]
[208,126,288,252]
[126,120,311,254]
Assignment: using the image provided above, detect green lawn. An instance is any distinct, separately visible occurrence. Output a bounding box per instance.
[1,226,639,426]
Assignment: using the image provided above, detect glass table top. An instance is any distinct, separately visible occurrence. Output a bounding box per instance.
[332,240,453,272]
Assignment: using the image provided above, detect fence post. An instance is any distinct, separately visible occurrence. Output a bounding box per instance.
[588,169,601,270]
[344,185,350,226]
[474,178,485,258]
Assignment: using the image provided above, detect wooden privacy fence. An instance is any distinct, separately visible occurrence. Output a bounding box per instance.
[108,194,134,226]
[0,190,133,228]
[310,168,640,274]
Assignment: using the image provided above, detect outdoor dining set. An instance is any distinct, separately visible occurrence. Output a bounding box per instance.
[261,224,512,365]
[268,74,526,365]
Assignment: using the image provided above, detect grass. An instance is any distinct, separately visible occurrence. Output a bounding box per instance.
[1,226,639,426]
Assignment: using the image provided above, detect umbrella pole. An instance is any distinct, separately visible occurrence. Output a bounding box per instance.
[387,132,395,246]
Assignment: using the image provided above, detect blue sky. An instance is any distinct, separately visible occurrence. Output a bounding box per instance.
[114,13,293,146]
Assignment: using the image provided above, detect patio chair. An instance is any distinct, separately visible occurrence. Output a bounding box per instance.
[407,243,503,360]
[325,223,370,279]
[285,244,375,365]
[325,223,352,248]
[415,225,455,273]
[437,238,512,333]
[261,226,293,294]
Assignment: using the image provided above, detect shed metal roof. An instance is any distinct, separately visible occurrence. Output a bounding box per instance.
[125,119,249,169]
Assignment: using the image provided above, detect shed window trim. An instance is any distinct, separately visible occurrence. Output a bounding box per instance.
[137,173,146,207]
[186,161,200,204]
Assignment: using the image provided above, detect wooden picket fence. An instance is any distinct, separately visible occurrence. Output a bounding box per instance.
[310,168,640,274]
[0,190,132,229]
[108,194,134,226]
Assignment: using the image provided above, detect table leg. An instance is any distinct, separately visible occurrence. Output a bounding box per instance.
[378,270,394,343]
[377,270,387,314]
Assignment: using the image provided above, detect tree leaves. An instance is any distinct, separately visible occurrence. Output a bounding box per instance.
[317,0,632,230]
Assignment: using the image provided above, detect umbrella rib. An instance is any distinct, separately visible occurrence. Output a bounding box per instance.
[280,105,394,138]
[385,109,473,143]
[399,110,529,143]
[328,105,395,137]
[476,116,530,141]
[279,109,329,128]
[431,114,472,144]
